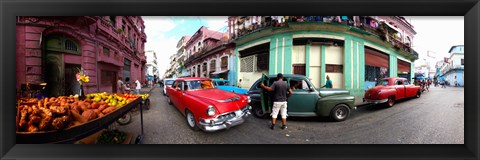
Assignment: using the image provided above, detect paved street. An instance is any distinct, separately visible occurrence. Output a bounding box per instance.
[117,86,464,144]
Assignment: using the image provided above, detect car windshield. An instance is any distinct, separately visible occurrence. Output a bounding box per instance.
[376,80,389,86]
[187,80,214,90]
[165,80,174,85]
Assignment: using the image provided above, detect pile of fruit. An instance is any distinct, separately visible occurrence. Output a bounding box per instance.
[138,94,150,101]
[96,130,127,144]
[16,93,141,133]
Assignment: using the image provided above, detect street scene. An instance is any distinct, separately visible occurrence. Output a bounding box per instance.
[15,16,464,144]
[118,85,463,144]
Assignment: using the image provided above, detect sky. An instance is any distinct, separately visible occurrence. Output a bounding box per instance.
[142,16,228,78]
[405,16,464,67]
[142,16,464,77]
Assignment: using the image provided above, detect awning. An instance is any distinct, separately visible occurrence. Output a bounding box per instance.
[210,70,229,75]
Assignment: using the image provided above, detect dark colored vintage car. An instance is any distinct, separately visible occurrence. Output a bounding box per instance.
[166,77,251,132]
[364,77,422,107]
[248,74,356,122]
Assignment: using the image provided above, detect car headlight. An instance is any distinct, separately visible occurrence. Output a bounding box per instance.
[247,96,251,103]
[206,105,216,116]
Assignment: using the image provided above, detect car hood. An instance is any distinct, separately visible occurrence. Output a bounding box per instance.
[187,89,245,113]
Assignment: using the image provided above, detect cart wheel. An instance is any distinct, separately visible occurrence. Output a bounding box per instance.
[116,112,132,125]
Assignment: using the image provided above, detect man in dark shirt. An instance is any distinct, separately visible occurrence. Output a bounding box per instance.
[259,73,292,130]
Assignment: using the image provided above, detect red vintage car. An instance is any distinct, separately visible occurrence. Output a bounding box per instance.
[166,77,251,132]
[364,77,422,107]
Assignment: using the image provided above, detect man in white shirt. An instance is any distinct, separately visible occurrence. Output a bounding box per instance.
[135,80,142,94]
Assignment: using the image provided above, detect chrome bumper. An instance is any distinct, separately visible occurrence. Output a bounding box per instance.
[364,98,388,104]
[198,106,251,132]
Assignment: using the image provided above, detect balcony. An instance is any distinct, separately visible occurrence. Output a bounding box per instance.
[184,41,225,65]
[441,65,464,74]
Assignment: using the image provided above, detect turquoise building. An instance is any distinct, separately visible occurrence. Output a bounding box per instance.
[228,16,419,103]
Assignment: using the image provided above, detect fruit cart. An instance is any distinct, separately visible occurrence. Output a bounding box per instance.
[16,97,145,144]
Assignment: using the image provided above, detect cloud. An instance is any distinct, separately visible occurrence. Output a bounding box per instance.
[203,16,228,32]
[143,16,178,77]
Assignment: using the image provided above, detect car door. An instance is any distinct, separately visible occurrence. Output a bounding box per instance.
[395,79,406,100]
[260,74,271,113]
[403,79,415,97]
[287,78,319,116]
[170,81,180,107]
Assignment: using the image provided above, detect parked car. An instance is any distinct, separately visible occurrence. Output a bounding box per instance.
[211,78,248,95]
[364,77,422,107]
[163,78,176,96]
[248,74,356,122]
[166,77,251,132]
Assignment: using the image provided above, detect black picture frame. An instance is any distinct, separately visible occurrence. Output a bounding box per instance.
[1,0,478,159]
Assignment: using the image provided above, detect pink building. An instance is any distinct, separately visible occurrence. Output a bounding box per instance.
[184,26,233,79]
[16,16,147,96]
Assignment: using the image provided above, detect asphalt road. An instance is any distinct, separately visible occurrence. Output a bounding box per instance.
[117,86,464,144]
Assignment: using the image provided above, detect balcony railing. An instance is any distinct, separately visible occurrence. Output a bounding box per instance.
[441,65,464,74]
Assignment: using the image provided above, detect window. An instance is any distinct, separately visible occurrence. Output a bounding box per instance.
[186,80,214,90]
[396,80,403,85]
[240,56,254,72]
[256,53,269,71]
[461,59,464,65]
[290,79,310,90]
[326,64,343,73]
[221,56,229,70]
[103,47,110,56]
[64,39,79,52]
[404,80,410,85]
[210,60,216,72]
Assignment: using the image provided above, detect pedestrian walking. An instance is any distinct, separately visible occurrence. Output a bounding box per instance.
[322,75,333,88]
[135,80,142,94]
[117,77,125,94]
[259,73,292,130]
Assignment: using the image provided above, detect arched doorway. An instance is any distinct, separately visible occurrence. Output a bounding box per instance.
[43,34,82,97]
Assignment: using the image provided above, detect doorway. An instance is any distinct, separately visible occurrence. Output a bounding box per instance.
[44,53,64,97]
[64,64,82,96]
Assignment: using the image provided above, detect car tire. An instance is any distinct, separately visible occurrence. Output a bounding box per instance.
[185,110,200,131]
[330,104,350,122]
[415,90,421,98]
[253,106,268,118]
[386,96,395,107]
[167,96,172,105]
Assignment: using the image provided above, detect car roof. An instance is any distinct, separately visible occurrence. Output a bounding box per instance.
[265,74,307,79]
[176,77,210,81]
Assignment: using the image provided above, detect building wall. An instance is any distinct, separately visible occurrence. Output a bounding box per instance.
[16,16,146,95]
[235,30,415,99]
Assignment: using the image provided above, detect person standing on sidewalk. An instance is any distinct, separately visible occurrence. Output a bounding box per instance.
[322,75,333,88]
[259,73,292,130]
[135,80,142,94]
[117,77,125,94]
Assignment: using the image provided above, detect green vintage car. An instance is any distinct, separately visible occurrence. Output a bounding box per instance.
[247,74,356,121]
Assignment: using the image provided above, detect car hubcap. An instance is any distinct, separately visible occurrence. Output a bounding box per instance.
[336,108,346,119]
[187,112,195,127]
